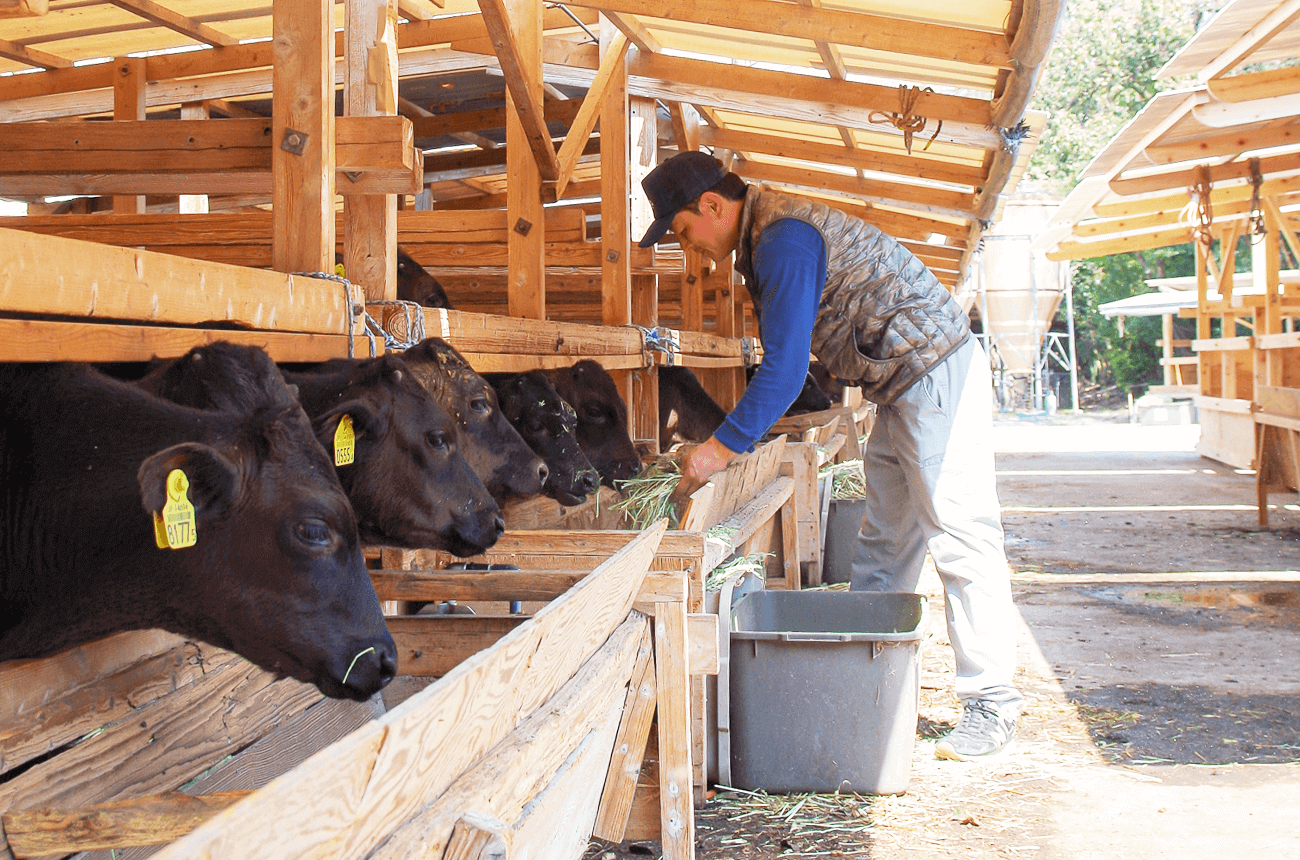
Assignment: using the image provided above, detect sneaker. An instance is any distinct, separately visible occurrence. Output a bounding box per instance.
[934,699,1016,761]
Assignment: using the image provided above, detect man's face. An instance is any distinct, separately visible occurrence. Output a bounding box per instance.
[670,193,737,262]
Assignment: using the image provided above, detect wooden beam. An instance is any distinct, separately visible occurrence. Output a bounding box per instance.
[592,630,657,842]
[0,35,70,69]
[667,102,699,152]
[699,126,982,188]
[477,0,560,182]
[4,792,249,856]
[604,10,661,53]
[343,0,401,303]
[1109,150,1300,197]
[1208,66,1300,103]
[734,159,976,219]
[557,0,1010,67]
[1046,226,1195,261]
[1093,173,1300,220]
[107,0,239,47]
[1143,120,1300,165]
[1198,0,1300,82]
[553,32,629,198]
[0,0,48,16]
[601,15,632,332]
[112,57,148,216]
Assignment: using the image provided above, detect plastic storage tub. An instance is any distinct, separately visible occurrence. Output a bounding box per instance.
[821,497,867,583]
[727,590,927,794]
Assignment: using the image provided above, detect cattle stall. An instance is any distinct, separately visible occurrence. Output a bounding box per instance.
[1,1,1055,858]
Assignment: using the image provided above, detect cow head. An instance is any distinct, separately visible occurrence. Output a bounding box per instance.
[134,369,396,701]
[488,370,600,505]
[301,356,504,557]
[395,247,453,309]
[402,338,548,502]
[546,361,642,487]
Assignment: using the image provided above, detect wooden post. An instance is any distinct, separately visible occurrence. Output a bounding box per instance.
[113,57,146,214]
[506,0,545,319]
[654,592,694,860]
[272,0,335,275]
[1162,312,1175,387]
[599,15,638,447]
[179,102,210,214]
[344,0,399,302]
[629,94,659,442]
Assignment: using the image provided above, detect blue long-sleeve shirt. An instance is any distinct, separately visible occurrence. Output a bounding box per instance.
[714,218,827,453]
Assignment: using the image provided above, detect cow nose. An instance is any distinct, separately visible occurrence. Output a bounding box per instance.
[341,639,397,700]
[579,469,599,495]
[536,461,549,485]
[493,514,506,538]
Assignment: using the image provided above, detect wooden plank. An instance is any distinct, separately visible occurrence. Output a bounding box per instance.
[592,631,658,843]
[0,0,48,17]
[0,228,359,333]
[478,0,559,181]
[112,56,148,216]
[5,792,249,857]
[1208,66,1300,103]
[687,613,720,676]
[335,613,649,860]
[654,596,693,860]
[0,319,368,364]
[500,0,547,320]
[0,650,322,830]
[735,159,975,219]
[151,523,667,860]
[0,34,70,69]
[106,0,239,47]
[369,569,589,603]
[386,615,528,677]
[272,0,335,274]
[442,812,509,860]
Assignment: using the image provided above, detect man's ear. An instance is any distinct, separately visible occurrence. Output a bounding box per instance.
[138,443,241,521]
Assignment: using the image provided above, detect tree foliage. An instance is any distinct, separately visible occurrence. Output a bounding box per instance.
[1027,0,1221,393]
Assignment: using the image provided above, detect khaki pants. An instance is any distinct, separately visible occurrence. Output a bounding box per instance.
[850,337,1022,710]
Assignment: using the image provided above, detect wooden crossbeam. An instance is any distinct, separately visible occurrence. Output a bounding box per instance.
[1093,173,1300,220]
[0,35,70,69]
[1109,150,1300,197]
[107,0,239,47]
[603,10,660,52]
[477,0,560,181]
[734,159,976,219]
[553,32,628,197]
[558,0,1009,67]
[1143,120,1300,165]
[409,99,582,138]
[1208,66,1300,103]
[1197,0,1300,82]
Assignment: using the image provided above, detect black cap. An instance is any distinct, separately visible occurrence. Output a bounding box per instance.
[637,151,727,248]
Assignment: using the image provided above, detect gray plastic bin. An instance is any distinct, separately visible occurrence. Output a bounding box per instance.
[727,590,926,795]
[821,498,867,583]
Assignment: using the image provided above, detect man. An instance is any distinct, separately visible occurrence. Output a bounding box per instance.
[640,151,1022,760]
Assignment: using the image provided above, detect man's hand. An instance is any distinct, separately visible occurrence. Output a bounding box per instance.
[671,435,738,507]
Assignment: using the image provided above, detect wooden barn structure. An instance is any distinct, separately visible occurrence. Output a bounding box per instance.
[1038,0,1300,526]
[0,0,1061,858]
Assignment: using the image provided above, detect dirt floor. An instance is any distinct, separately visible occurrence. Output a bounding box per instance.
[587,409,1300,859]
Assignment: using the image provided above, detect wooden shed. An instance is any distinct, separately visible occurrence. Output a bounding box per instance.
[0,1,1060,858]
[1037,0,1300,525]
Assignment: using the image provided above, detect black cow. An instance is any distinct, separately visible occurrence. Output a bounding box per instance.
[659,366,727,446]
[808,363,848,406]
[401,338,548,503]
[546,360,642,487]
[746,364,834,415]
[487,370,600,506]
[0,359,396,701]
[396,247,453,309]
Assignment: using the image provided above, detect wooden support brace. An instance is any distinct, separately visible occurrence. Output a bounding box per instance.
[553,32,629,198]
[477,0,559,180]
[592,628,658,842]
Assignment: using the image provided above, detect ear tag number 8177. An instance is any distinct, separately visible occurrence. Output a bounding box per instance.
[153,468,197,550]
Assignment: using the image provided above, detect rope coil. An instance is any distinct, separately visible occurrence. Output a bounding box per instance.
[869,85,942,155]
[1247,157,1267,245]
[1185,165,1214,252]
[632,325,681,367]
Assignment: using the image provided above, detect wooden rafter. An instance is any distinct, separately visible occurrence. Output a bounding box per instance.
[1208,66,1300,103]
[1110,150,1300,197]
[1143,120,1300,165]
[477,0,559,181]
[556,0,1011,68]
[106,0,238,47]
[734,159,975,220]
[668,102,699,152]
[0,34,70,68]
[553,32,628,197]
[1198,0,1300,81]
[0,0,47,17]
[602,10,660,53]
[698,126,982,188]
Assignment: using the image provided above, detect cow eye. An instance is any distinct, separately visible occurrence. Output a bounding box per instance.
[295,518,332,547]
[470,396,490,415]
[584,405,607,424]
[426,430,450,452]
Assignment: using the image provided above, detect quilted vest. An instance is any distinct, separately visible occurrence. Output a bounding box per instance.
[734,187,970,404]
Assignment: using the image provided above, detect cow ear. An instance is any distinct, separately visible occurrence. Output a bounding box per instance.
[315,401,382,449]
[137,442,241,521]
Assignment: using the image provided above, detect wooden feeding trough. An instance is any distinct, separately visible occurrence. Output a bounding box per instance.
[0,523,705,860]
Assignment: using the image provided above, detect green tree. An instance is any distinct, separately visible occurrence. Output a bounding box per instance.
[1029,0,1219,394]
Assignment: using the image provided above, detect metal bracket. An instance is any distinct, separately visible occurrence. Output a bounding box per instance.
[280,128,308,155]
[741,336,757,367]
[513,218,533,236]
[643,326,681,367]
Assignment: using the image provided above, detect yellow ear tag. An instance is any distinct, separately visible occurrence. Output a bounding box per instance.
[334,414,355,466]
[160,469,197,549]
[334,262,347,278]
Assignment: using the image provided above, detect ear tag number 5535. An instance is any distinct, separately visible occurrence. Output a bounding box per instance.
[153,468,197,550]
[334,414,355,466]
